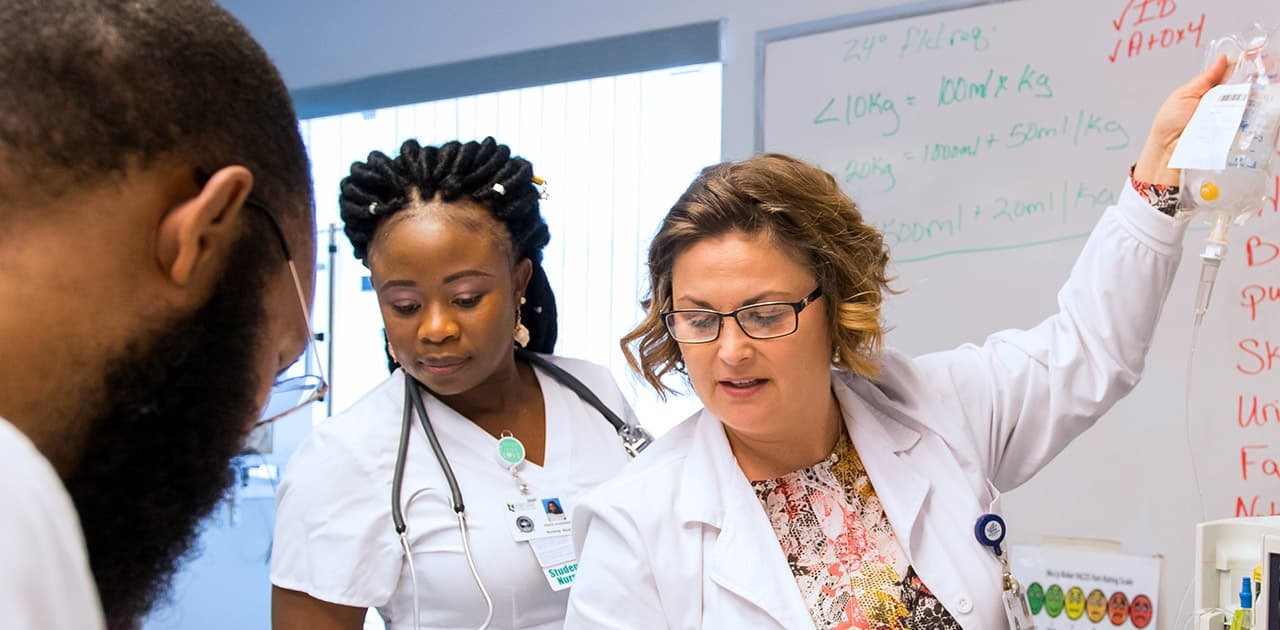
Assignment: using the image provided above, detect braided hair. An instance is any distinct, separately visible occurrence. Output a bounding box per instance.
[340,137,557,354]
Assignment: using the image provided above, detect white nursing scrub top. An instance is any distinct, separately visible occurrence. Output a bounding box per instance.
[271,355,635,630]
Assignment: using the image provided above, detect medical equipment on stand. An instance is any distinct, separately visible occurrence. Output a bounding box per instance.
[1192,517,1280,630]
[390,348,653,630]
[1181,24,1280,329]
[1261,535,1280,630]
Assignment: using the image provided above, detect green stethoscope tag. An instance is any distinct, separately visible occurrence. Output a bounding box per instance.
[497,432,525,466]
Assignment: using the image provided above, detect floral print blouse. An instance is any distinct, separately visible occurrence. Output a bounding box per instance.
[751,432,963,630]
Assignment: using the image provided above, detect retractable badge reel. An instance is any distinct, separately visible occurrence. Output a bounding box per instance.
[975,514,1036,630]
[497,431,530,494]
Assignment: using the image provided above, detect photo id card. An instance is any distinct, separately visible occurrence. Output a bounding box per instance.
[506,496,572,541]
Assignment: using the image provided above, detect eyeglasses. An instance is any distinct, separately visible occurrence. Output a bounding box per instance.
[662,287,823,344]
[241,195,330,428]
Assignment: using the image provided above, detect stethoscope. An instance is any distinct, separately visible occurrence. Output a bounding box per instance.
[390,348,653,630]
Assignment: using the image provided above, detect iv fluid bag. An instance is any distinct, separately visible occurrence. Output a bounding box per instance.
[1182,24,1280,222]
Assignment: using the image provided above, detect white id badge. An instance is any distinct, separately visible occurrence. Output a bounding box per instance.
[1003,588,1036,630]
[505,496,572,541]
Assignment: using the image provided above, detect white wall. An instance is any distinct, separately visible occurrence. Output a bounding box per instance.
[218,0,906,162]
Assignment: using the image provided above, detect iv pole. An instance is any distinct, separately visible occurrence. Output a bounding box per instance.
[326,223,337,417]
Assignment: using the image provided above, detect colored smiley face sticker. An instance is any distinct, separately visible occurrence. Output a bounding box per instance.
[1026,582,1045,615]
[1065,586,1086,619]
[1108,591,1129,625]
[1044,584,1066,617]
[1130,594,1153,628]
[1086,589,1108,622]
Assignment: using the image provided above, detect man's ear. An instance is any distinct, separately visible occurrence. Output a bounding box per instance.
[156,166,254,288]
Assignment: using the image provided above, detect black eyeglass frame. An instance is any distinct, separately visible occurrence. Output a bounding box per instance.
[661,286,824,344]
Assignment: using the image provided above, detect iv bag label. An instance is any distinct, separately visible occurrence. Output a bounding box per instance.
[1169,84,1250,170]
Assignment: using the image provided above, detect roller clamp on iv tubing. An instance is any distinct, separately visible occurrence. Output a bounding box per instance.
[1193,215,1231,328]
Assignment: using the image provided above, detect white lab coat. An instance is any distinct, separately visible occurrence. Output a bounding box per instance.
[565,181,1186,630]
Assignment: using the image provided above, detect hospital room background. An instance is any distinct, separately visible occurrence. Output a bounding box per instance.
[142,1,1280,629]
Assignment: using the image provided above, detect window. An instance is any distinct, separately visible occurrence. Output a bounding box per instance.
[300,62,721,439]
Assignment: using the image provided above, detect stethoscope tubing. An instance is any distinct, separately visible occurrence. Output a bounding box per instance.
[387,349,651,630]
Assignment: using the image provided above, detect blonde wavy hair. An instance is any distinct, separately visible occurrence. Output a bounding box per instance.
[622,153,894,396]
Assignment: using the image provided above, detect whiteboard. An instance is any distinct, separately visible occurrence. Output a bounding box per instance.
[759,0,1280,625]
